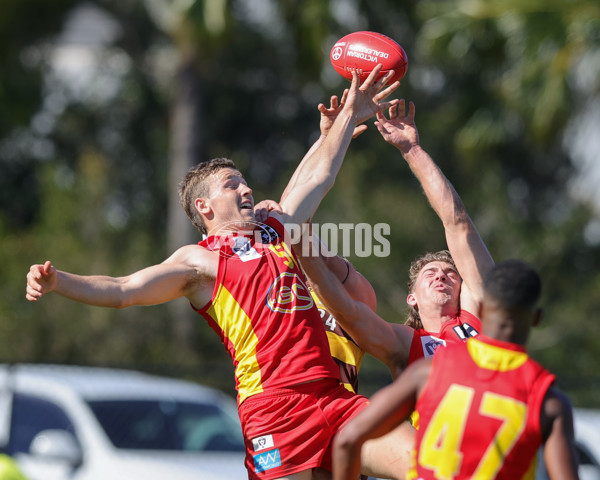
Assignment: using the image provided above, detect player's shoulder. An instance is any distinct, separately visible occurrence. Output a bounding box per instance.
[165,243,219,269]
[543,386,573,416]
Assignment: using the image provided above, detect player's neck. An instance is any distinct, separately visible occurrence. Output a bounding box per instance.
[419,305,459,333]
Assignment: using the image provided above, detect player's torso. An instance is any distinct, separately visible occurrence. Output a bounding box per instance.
[410,337,553,480]
[194,220,339,403]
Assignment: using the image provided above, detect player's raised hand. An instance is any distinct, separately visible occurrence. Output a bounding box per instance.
[374,99,420,154]
[254,199,282,223]
[26,260,57,301]
[318,90,368,139]
[344,64,400,125]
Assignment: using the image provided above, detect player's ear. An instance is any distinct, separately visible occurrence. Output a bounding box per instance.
[195,197,211,215]
[407,293,417,307]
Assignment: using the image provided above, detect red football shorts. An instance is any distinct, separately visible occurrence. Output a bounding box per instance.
[238,378,369,479]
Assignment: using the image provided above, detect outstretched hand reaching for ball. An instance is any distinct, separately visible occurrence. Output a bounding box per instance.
[374,99,420,154]
[343,64,400,125]
[318,90,368,139]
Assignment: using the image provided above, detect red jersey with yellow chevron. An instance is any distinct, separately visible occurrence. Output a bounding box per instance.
[408,335,555,480]
[193,218,340,405]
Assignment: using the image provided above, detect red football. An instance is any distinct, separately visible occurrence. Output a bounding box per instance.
[330,31,408,84]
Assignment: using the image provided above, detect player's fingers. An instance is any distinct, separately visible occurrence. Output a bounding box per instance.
[43,260,53,274]
[340,89,349,106]
[26,284,42,300]
[361,64,383,90]
[254,208,265,222]
[330,95,339,109]
[26,273,42,292]
[398,98,406,117]
[29,265,42,281]
[351,124,368,138]
[375,80,400,100]
[374,120,390,137]
[375,69,394,90]
[408,101,416,120]
[376,99,400,114]
[350,69,360,89]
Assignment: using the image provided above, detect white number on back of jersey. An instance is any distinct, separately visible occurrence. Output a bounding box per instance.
[325,315,337,331]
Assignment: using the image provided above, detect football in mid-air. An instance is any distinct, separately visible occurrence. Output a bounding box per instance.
[330,31,408,84]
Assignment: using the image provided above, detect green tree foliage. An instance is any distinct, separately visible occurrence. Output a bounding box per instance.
[1,0,599,404]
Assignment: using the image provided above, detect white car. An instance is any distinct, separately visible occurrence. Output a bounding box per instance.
[0,364,248,480]
[572,408,600,480]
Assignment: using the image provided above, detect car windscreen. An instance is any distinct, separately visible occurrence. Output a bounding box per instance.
[87,399,244,452]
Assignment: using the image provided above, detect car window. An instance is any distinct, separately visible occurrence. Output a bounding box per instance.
[87,399,245,452]
[576,442,597,466]
[8,394,77,455]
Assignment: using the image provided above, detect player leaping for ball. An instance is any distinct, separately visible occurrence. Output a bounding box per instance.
[299,99,494,383]
[26,67,401,480]
[295,99,495,479]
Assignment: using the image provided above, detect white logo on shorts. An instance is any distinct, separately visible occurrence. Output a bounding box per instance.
[252,434,275,452]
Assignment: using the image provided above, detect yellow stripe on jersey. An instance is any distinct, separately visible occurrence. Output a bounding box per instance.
[207,284,263,403]
[326,331,362,366]
[467,338,528,372]
[522,452,538,480]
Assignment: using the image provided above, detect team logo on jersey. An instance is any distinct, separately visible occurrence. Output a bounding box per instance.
[266,272,314,313]
[421,335,446,357]
[259,224,279,244]
[207,221,281,259]
[252,434,275,452]
[253,448,282,472]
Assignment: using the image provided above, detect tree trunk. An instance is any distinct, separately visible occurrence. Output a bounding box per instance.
[167,53,203,360]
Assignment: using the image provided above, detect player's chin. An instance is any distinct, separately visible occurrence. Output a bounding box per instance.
[239,211,257,227]
[431,292,453,305]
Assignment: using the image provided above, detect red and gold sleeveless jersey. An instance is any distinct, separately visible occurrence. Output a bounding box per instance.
[407,310,481,365]
[193,218,340,405]
[311,290,364,393]
[408,335,555,480]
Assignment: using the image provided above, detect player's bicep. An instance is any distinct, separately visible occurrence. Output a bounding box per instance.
[344,266,377,311]
[542,389,579,480]
[118,263,193,306]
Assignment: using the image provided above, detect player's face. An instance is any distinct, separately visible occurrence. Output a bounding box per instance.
[204,168,255,230]
[411,261,462,308]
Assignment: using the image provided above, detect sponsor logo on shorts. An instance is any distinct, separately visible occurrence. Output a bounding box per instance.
[421,335,445,357]
[252,434,274,452]
[254,448,281,472]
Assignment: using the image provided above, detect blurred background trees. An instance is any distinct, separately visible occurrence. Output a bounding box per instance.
[1,0,599,406]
